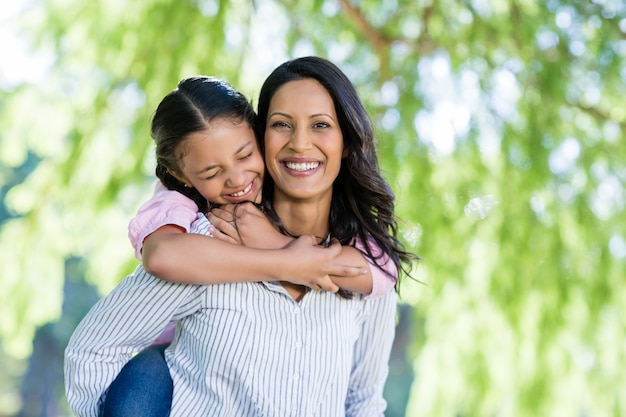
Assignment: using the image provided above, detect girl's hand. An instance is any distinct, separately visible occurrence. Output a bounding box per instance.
[209,203,368,292]
[208,203,289,249]
[281,235,367,292]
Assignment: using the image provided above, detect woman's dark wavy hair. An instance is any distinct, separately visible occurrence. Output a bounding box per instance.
[256,56,418,288]
[151,76,256,213]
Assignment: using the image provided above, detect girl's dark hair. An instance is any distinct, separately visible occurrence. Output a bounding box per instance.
[256,56,418,289]
[151,76,256,212]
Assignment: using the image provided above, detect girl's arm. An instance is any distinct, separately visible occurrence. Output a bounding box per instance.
[206,203,378,295]
[207,203,397,297]
[350,236,397,299]
[130,182,395,296]
[131,183,361,292]
[142,224,359,292]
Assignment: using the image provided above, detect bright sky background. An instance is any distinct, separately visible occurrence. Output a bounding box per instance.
[0,1,54,89]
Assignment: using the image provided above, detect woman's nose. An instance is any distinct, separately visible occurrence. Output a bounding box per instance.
[289,128,312,152]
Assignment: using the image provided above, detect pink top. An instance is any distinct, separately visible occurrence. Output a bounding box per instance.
[128,181,397,300]
[128,182,199,260]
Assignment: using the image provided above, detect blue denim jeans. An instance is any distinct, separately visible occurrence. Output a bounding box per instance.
[101,345,173,417]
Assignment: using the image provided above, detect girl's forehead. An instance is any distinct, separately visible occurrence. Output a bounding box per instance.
[178,121,255,153]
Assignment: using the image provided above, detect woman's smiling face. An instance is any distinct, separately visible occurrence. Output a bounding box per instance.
[263,78,344,204]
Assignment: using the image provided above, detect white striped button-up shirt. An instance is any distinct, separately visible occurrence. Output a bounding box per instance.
[65,214,397,417]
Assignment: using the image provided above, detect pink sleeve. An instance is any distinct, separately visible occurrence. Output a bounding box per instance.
[352,236,397,300]
[150,321,177,346]
[128,181,200,260]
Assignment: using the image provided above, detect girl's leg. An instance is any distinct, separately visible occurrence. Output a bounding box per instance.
[101,345,173,417]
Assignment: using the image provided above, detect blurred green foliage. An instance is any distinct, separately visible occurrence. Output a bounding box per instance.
[1,0,625,416]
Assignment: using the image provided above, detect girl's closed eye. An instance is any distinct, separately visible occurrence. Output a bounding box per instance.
[238,152,253,161]
[205,170,220,180]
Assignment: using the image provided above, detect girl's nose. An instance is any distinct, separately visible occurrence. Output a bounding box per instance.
[227,168,247,188]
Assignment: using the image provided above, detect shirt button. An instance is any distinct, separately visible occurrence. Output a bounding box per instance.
[292,307,300,314]
[295,341,302,348]
[292,373,300,380]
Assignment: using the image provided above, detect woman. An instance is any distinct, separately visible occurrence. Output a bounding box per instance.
[65,57,415,416]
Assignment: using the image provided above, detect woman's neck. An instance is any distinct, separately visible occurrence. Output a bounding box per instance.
[272,192,333,302]
[272,196,331,241]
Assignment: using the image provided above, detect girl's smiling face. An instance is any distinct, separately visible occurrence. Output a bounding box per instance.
[264,78,344,204]
[171,118,264,205]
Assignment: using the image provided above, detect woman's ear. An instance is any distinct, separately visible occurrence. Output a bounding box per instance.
[342,147,349,158]
[167,168,192,188]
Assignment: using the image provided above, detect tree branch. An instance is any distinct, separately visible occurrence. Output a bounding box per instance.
[577,102,626,131]
[338,0,437,74]
[338,0,391,53]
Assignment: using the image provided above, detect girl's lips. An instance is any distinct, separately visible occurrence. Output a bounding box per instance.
[224,178,258,203]
[229,181,253,197]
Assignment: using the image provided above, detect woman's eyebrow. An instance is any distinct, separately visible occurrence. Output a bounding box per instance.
[269,111,335,120]
[310,113,335,120]
[268,111,291,119]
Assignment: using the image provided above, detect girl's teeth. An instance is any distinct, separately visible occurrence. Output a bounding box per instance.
[285,162,320,171]
[230,183,252,197]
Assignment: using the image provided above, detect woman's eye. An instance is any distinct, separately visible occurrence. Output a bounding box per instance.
[239,152,253,161]
[271,121,290,129]
[313,121,329,129]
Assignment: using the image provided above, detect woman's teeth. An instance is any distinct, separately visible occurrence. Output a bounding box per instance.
[285,162,320,171]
